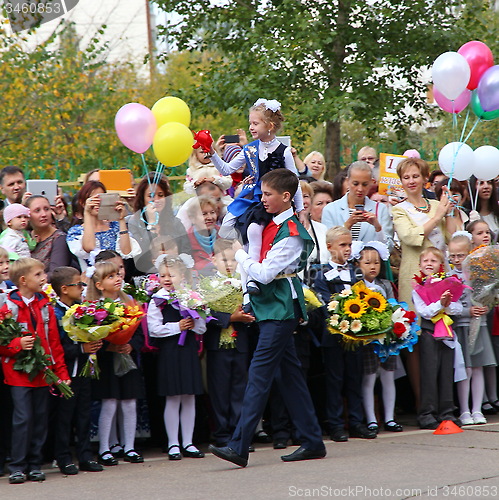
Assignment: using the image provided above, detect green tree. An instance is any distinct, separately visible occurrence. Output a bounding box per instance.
[154,0,468,178]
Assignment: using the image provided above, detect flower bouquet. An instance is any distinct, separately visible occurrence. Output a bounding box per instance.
[61,299,124,378]
[106,302,146,377]
[153,287,212,347]
[0,304,73,398]
[123,274,161,304]
[462,245,499,309]
[371,300,419,362]
[42,283,58,305]
[326,281,395,348]
[303,286,324,312]
[198,275,243,349]
[124,274,162,353]
[413,269,469,340]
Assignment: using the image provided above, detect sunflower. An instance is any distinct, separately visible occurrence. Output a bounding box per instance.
[351,280,370,300]
[363,290,387,312]
[343,298,368,319]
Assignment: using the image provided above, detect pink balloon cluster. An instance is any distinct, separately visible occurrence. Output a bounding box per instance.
[432,41,499,117]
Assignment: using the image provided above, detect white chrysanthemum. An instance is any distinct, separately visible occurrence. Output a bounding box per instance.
[330,314,340,327]
[351,319,362,333]
[328,300,339,311]
[339,320,350,333]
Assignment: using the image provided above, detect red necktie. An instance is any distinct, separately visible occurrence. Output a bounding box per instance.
[260,220,280,262]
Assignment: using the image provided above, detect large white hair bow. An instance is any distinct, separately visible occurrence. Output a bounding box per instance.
[253,98,281,112]
[351,240,390,261]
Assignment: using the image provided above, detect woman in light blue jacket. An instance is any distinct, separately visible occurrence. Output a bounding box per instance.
[322,161,394,250]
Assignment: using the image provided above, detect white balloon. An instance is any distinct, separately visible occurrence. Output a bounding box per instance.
[432,52,471,100]
[474,145,499,181]
[438,142,474,181]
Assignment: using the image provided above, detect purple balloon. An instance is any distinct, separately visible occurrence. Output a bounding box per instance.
[477,65,499,112]
[433,87,471,114]
[115,103,157,154]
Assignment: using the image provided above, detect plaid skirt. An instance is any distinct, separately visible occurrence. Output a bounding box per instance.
[362,344,397,374]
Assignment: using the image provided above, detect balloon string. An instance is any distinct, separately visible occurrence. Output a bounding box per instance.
[459,108,470,144]
[474,182,480,213]
[462,118,480,145]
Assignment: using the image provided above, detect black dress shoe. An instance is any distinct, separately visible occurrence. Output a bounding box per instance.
[181,445,205,458]
[168,445,182,461]
[98,452,118,466]
[253,430,272,443]
[60,463,79,475]
[281,446,326,462]
[208,445,248,468]
[28,470,46,481]
[9,471,26,484]
[124,450,144,463]
[248,445,255,453]
[349,424,377,439]
[384,420,403,432]
[330,428,348,442]
[79,461,103,472]
[273,439,288,450]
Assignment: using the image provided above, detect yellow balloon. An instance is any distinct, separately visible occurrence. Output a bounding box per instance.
[153,122,194,167]
[151,96,191,128]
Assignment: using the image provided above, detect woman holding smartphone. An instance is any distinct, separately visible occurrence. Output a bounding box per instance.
[322,161,393,249]
[66,181,140,272]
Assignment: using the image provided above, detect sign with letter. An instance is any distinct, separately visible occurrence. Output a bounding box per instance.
[378,153,407,198]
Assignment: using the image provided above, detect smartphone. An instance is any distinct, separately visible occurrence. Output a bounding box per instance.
[224,135,240,143]
[26,180,58,205]
[355,204,365,212]
[98,193,120,221]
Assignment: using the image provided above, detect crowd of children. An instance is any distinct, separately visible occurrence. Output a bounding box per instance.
[1,97,499,480]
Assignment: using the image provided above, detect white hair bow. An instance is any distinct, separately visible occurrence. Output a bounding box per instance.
[452,230,473,241]
[351,240,390,261]
[85,266,96,279]
[253,98,281,112]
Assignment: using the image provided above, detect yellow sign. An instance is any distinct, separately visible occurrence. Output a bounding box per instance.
[378,153,407,197]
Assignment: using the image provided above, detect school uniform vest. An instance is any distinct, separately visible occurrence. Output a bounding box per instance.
[250,215,314,322]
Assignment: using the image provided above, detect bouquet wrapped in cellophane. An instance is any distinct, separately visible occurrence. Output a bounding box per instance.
[413,269,469,340]
[153,287,212,347]
[123,274,161,304]
[462,245,499,309]
[198,274,243,349]
[372,300,419,362]
[327,281,400,348]
[303,286,324,312]
[0,304,73,398]
[62,299,124,378]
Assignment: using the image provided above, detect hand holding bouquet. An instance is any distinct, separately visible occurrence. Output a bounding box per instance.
[0,304,73,398]
[62,299,124,378]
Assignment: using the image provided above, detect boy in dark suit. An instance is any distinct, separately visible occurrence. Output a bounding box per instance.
[51,267,103,475]
[209,169,326,467]
[312,226,376,442]
[205,239,255,447]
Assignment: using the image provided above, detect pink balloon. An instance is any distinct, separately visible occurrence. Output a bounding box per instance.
[433,87,471,114]
[458,41,494,90]
[115,103,157,154]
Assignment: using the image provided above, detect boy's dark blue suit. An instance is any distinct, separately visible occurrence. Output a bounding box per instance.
[311,263,365,431]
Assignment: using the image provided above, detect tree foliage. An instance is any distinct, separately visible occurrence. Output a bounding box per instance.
[154,0,470,177]
[0,22,148,179]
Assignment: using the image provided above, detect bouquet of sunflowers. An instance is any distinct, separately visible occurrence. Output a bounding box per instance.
[62,299,125,378]
[327,281,400,348]
[198,275,242,349]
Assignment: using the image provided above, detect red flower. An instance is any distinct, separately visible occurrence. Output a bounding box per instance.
[403,310,416,322]
[393,322,406,338]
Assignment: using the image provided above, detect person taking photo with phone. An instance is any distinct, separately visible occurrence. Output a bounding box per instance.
[322,161,393,249]
[66,181,140,272]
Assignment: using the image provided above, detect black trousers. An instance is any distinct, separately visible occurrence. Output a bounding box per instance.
[54,377,93,465]
[9,386,49,473]
[229,303,324,458]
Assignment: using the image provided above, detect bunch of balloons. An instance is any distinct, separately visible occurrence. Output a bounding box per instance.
[432,41,499,120]
[114,97,194,167]
[439,143,499,182]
